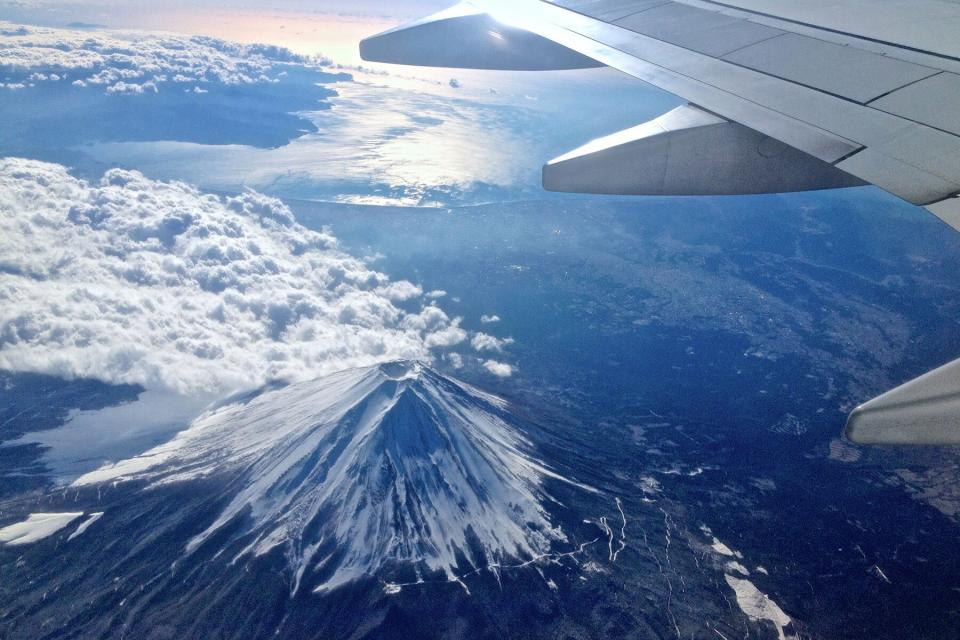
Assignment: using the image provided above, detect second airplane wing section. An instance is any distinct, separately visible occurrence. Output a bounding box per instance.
[542,104,865,195]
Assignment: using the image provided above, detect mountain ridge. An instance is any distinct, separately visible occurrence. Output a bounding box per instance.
[72,360,592,593]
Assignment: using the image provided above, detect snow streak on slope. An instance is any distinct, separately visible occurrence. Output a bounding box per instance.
[75,361,588,592]
[0,513,83,545]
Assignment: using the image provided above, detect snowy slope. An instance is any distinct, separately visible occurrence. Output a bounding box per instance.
[75,361,588,592]
[0,512,84,545]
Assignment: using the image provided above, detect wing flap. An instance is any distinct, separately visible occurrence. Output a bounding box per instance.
[871,72,960,136]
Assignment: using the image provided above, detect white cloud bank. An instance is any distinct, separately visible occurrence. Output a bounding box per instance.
[483,360,513,378]
[0,158,480,394]
[0,21,322,93]
[471,332,513,352]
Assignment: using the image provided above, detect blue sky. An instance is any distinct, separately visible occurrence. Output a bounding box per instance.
[0,1,476,64]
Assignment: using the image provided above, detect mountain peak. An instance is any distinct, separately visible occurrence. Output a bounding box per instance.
[375,359,424,381]
[74,361,586,594]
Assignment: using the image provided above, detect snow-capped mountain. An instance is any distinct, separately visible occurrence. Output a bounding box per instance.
[73,361,590,593]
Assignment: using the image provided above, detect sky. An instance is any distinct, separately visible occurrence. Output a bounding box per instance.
[0,0,487,64]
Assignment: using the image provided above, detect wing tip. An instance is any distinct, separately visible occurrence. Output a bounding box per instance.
[843,356,960,445]
[842,403,871,444]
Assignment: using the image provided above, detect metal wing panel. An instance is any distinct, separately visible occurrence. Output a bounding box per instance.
[613,2,785,57]
[871,72,960,135]
[721,32,939,103]
[479,0,960,204]
[667,1,960,86]
[680,0,960,60]
[551,0,960,137]
[563,0,669,20]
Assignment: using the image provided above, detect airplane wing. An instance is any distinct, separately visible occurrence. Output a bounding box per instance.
[360,0,960,444]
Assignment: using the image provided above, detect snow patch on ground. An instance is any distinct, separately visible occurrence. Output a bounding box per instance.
[711,537,742,558]
[67,512,104,541]
[828,438,862,463]
[705,530,793,639]
[0,512,83,545]
[724,575,794,640]
[382,582,402,595]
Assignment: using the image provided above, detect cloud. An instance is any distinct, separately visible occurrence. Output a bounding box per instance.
[471,332,513,353]
[0,158,480,394]
[422,317,468,348]
[483,360,513,378]
[480,314,500,323]
[0,21,326,92]
[106,80,157,94]
[446,353,464,369]
[375,280,422,301]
